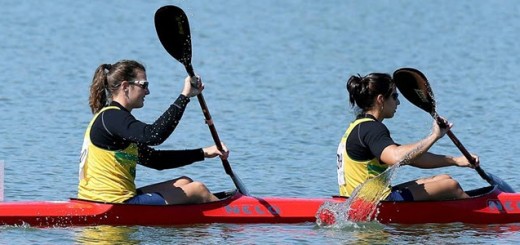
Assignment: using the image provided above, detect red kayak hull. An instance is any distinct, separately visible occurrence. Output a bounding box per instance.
[1,186,519,227]
[0,190,329,227]
[377,188,520,224]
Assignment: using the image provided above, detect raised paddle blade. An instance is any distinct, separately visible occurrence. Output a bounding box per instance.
[154,5,195,76]
[154,5,250,195]
[393,67,515,193]
[393,68,436,117]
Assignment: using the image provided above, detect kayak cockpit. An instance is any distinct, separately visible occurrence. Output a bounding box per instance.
[465,185,497,198]
[69,189,240,205]
[330,185,501,202]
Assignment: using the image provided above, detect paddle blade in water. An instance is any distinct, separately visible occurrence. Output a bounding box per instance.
[393,68,436,116]
[487,172,515,193]
[154,5,193,69]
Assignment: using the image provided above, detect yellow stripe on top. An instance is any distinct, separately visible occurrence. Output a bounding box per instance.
[337,118,391,199]
[78,106,138,203]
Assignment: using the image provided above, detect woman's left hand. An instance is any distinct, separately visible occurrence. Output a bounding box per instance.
[182,75,205,98]
[203,142,230,160]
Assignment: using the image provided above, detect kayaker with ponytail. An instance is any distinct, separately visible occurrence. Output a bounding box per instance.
[78,59,228,205]
[337,72,479,201]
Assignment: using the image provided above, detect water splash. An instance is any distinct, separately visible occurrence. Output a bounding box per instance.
[316,134,435,228]
[316,163,401,227]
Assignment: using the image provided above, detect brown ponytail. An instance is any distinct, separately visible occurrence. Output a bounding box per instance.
[88,60,145,114]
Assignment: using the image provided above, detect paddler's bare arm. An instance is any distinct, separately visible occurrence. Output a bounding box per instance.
[379,119,449,166]
[410,152,479,169]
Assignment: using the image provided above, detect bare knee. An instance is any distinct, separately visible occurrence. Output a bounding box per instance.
[441,179,468,199]
[173,176,193,187]
[189,181,210,194]
[178,176,193,182]
[434,174,452,180]
[183,181,217,203]
[416,174,452,185]
[442,178,462,190]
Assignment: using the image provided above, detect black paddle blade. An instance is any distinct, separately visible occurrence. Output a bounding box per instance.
[154,5,194,76]
[394,68,515,193]
[393,68,436,117]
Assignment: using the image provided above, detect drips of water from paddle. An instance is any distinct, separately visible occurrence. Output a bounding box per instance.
[316,163,401,227]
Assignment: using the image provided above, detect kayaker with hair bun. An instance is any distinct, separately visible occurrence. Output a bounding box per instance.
[337,72,479,201]
[78,59,228,205]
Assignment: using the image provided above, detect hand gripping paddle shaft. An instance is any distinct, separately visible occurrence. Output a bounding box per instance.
[155,5,250,195]
[393,68,514,193]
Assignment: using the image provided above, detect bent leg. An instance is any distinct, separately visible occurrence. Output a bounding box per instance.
[415,174,452,185]
[172,176,193,187]
[138,177,218,204]
[393,174,454,189]
[408,177,469,201]
[174,181,220,204]
[393,174,469,201]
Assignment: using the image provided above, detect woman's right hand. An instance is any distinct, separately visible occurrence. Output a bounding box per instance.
[432,116,452,140]
[181,75,204,97]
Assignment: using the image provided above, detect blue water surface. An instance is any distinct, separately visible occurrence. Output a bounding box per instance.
[1,0,520,243]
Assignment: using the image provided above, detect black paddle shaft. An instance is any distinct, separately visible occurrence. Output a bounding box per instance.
[154,5,250,195]
[393,68,479,166]
[393,68,514,192]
